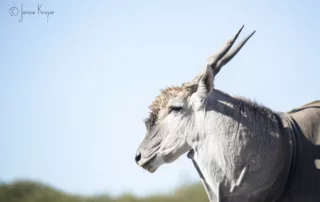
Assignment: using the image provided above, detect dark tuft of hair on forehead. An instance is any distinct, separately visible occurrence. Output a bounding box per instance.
[143,86,185,131]
[144,111,157,131]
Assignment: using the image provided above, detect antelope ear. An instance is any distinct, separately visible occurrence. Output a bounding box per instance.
[196,65,214,101]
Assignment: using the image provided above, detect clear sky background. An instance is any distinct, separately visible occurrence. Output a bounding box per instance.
[0,0,319,198]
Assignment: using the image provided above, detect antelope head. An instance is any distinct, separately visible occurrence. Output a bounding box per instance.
[135,25,255,173]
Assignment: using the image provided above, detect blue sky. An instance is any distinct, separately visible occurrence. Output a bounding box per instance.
[0,0,319,198]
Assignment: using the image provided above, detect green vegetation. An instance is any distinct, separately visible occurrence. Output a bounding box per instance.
[0,180,208,202]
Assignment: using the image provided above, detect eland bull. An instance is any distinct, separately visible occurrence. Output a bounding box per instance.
[134,25,320,202]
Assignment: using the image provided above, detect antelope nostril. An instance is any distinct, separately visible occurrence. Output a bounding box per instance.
[135,152,141,163]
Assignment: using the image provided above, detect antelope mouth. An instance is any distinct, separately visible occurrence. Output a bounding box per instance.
[140,155,158,173]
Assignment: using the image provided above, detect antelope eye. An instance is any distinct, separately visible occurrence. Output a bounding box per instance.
[169,106,183,113]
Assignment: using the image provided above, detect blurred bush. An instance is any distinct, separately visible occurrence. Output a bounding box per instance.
[0,180,208,202]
